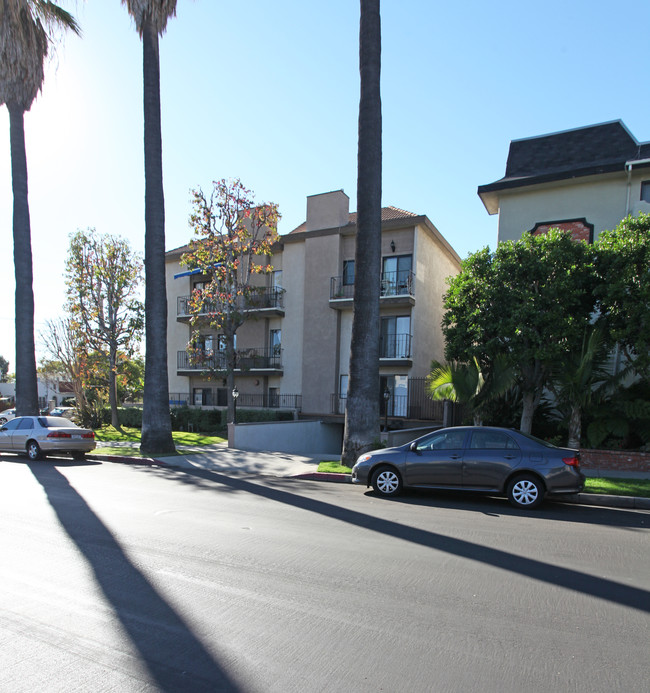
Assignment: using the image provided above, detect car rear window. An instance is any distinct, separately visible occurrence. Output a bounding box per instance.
[37,417,79,428]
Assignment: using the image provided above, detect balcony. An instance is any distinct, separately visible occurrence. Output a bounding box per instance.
[329,270,415,309]
[177,286,285,321]
[380,333,412,366]
[177,347,283,374]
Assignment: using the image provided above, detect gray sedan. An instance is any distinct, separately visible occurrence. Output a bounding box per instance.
[351,426,585,509]
[0,416,96,461]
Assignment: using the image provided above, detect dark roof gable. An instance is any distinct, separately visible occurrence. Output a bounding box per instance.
[504,121,641,179]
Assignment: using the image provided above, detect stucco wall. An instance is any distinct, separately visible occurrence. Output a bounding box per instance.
[497,173,630,244]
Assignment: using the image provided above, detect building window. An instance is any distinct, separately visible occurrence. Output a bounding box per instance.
[269,330,281,364]
[380,375,408,417]
[339,374,349,397]
[641,181,650,203]
[380,316,411,358]
[272,270,282,289]
[342,260,355,286]
[382,255,412,295]
[193,388,212,406]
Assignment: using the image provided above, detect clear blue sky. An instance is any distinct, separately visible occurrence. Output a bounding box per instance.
[2,0,650,369]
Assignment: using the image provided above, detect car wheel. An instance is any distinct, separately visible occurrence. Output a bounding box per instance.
[507,474,544,509]
[0,418,7,425]
[371,466,403,497]
[26,440,43,461]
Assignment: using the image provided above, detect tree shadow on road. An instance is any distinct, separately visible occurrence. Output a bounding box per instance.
[28,462,242,693]
[143,464,650,616]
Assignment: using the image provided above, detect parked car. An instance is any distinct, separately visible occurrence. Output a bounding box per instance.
[0,408,16,425]
[0,416,96,461]
[49,407,76,419]
[351,426,585,509]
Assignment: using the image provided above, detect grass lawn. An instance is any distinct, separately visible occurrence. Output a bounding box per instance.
[584,477,650,498]
[317,461,650,498]
[93,425,226,450]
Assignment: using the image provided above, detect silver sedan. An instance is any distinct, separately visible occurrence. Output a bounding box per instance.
[0,416,96,461]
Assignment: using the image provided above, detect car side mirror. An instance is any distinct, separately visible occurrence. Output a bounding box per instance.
[410,441,420,454]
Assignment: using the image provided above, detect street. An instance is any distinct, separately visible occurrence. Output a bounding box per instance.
[0,455,648,693]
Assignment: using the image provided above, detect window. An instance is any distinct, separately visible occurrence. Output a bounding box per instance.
[641,181,650,203]
[272,270,282,289]
[339,374,349,397]
[380,375,408,417]
[17,418,34,430]
[380,316,411,358]
[193,388,212,406]
[382,255,412,295]
[469,430,519,450]
[269,329,281,354]
[343,260,355,286]
[415,429,466,451]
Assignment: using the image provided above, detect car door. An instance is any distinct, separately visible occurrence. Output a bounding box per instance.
[404,429,468,486]
[0,418,20,451]
[462,429,522,489]
[11,417,36,453]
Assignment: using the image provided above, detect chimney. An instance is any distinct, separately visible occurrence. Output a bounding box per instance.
[305,190,350,231]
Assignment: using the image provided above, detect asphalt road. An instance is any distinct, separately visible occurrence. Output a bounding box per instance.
[0,456,648,693]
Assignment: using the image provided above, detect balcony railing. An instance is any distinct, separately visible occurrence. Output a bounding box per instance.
[169,392,301,410]
[177,286,285,318]
[177,347,282,372]
[330,270,415,300]
[330,378,449,421]
[380,333,412,359]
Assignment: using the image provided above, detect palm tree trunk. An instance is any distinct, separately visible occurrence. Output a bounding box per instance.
[342,0,382,466]
[567,405,582,450]
[139,18,175,455]
[8,103,39,416]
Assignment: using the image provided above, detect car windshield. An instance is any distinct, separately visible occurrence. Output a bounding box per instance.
[37,417,79,429]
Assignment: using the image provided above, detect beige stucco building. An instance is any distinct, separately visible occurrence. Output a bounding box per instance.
[478,120,650,243]
[165,190,461,422]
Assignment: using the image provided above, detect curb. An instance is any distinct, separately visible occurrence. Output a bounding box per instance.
[91,453,168,467]
[93,456,650,510]
[292,472,352,483]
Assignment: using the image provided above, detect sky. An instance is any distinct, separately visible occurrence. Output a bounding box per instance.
[1,0,650,370]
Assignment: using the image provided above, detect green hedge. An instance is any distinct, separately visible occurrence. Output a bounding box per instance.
[102,405,294,432]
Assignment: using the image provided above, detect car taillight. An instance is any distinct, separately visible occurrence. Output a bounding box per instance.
[47,431,71,438]
[82,432,94,439]
[562,456,580,467]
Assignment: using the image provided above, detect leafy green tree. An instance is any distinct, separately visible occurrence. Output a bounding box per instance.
[181,179,280,424]
[342,0,382,466]
[443,230,598,434]
[0,1,80,416]
[595,213,650,378]
[65,228,144,429]
[122,0,177,454]
[427,356,515,425]
[0,355,8,382]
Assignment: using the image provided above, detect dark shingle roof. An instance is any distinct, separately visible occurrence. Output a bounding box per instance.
[289,206,418,234]
[478,121,650,211]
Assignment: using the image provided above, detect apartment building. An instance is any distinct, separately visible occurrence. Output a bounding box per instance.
[478,120,650,243]
[165,190,461,422]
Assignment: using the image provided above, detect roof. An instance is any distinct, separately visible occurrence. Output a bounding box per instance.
[288,206,419,234]
[478,120,650,214]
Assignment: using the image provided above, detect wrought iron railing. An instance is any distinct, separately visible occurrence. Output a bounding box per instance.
[177,286,285,317]
[177,347,282,371]
[379,333,412,359]
[330,270,415,300]
[168,392,301,410]
[331,378,448,421]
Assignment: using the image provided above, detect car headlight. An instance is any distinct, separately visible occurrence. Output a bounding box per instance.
[354,453,373,467]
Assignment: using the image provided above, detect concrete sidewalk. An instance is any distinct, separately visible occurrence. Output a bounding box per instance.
[92,442,650,510]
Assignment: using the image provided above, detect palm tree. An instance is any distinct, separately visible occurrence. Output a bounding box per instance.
[0,1,80,416]
[426,356,515,426]
[122,1,176,454]
[548,329,620,449]
[341,0,382,466]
